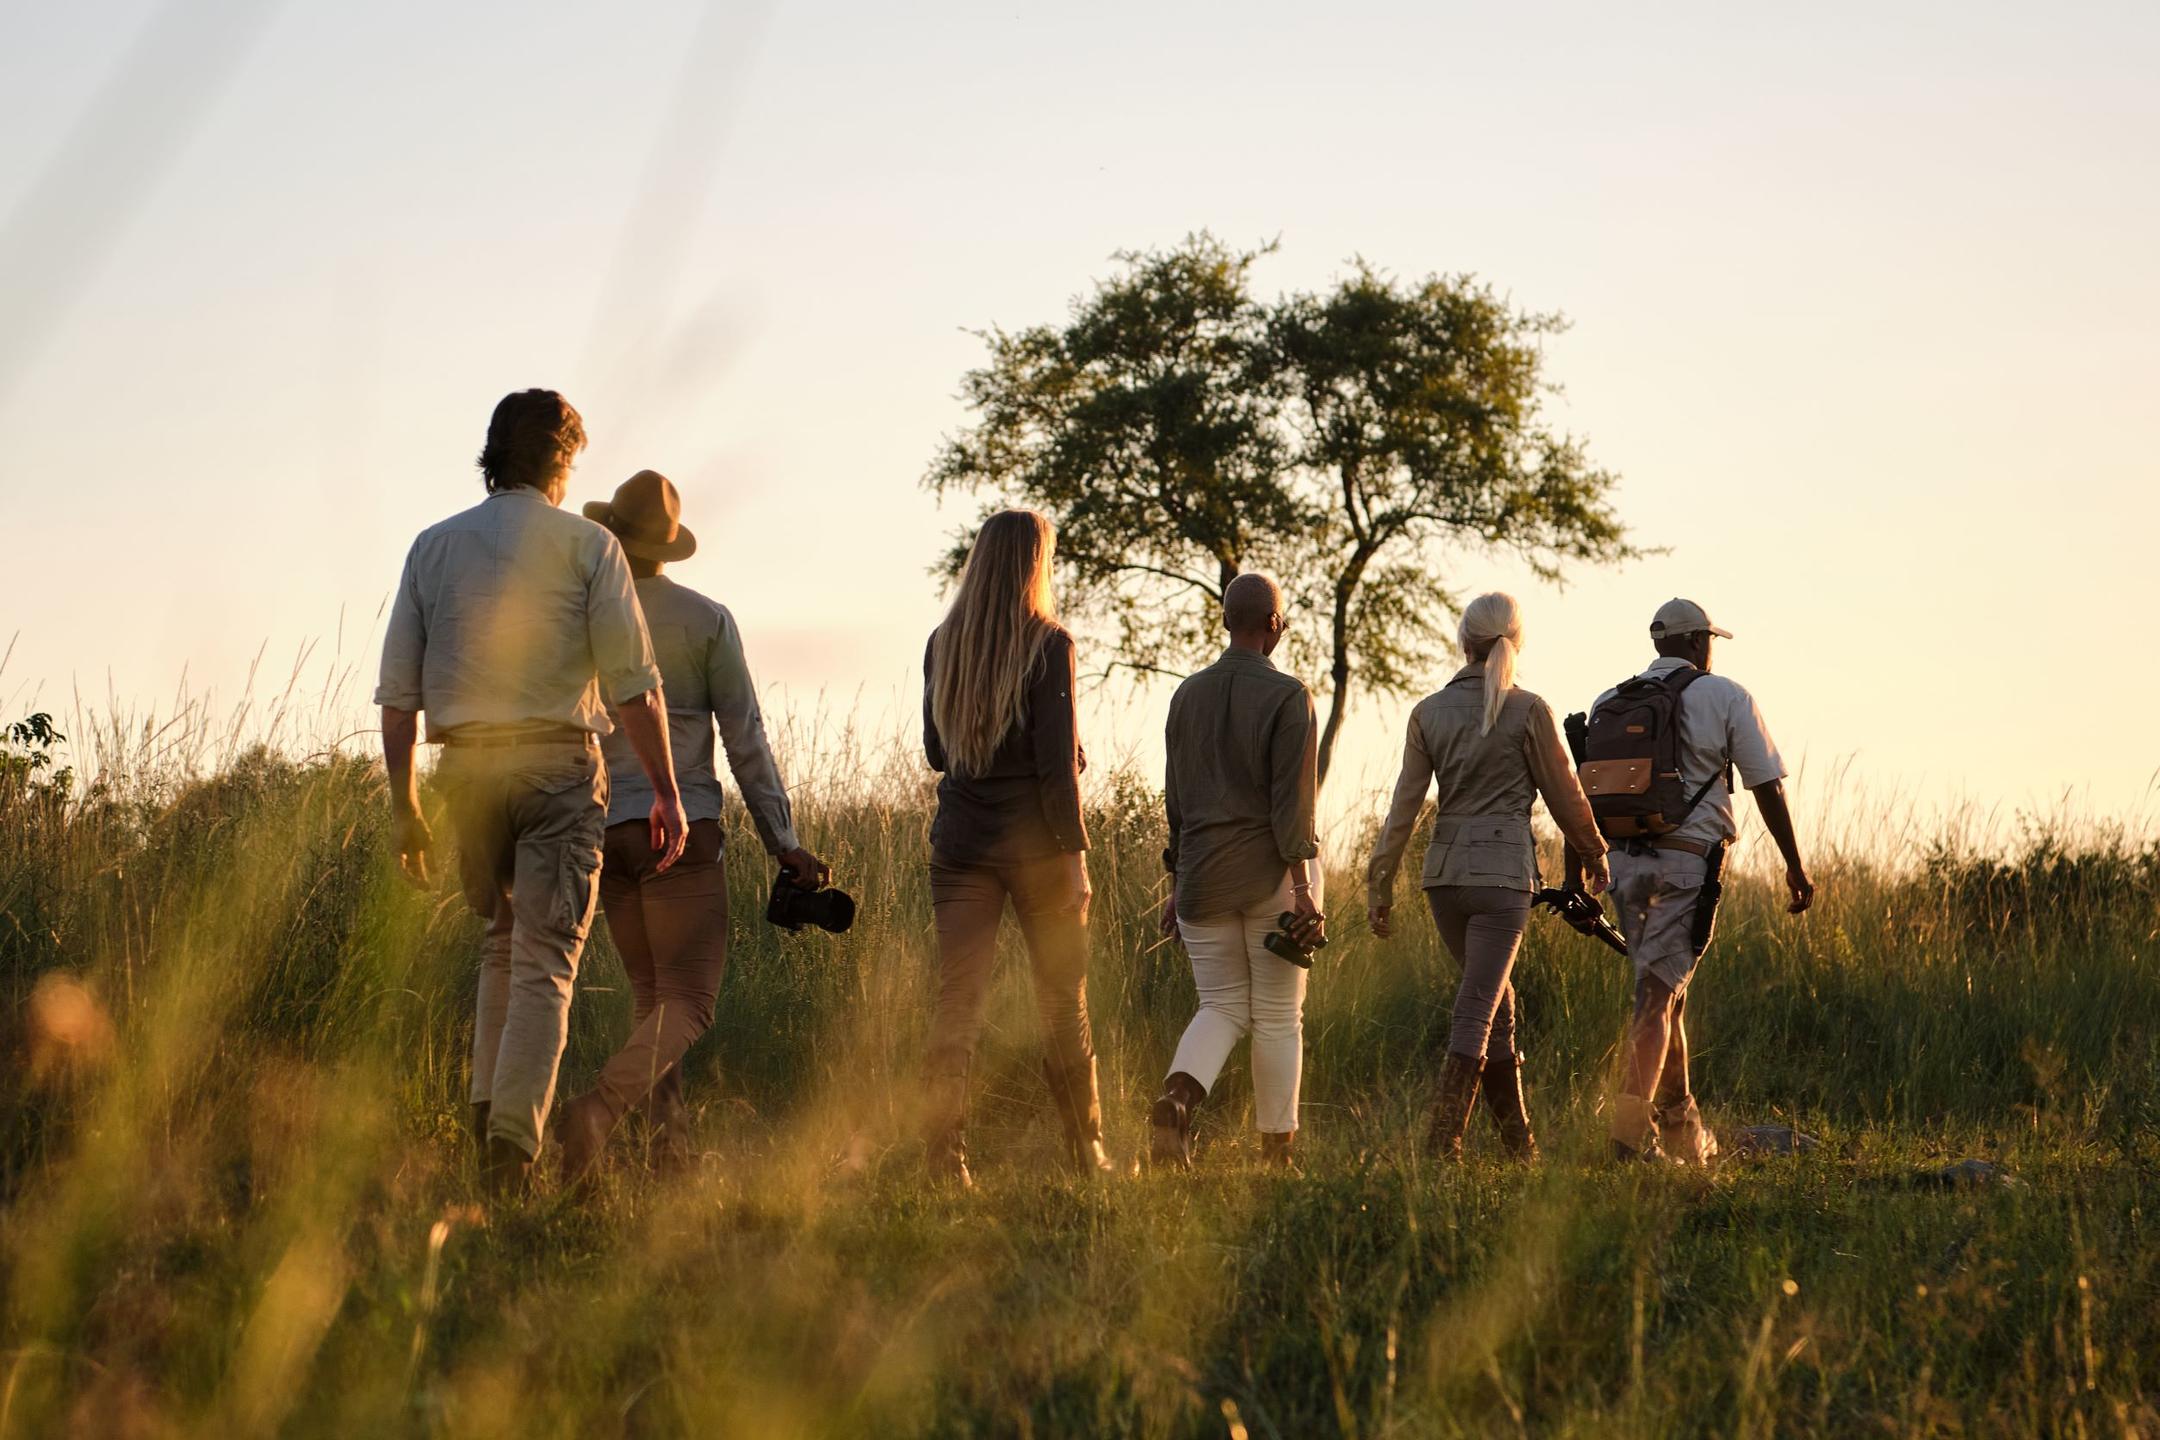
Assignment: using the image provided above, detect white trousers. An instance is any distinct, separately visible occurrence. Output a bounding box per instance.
[1168,866,1319,1135]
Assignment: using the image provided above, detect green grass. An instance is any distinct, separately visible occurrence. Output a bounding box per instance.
[4,726,2158,1437]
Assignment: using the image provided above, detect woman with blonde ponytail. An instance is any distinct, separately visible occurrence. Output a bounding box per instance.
[1363,592,1609,1161]
[919,509,1109,1185]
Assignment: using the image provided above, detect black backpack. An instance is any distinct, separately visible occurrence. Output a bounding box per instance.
[1578,667,1721,841]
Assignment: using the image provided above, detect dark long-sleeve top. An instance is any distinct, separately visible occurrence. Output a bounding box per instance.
[1162,647,1320,922]
[922,627,1088,866]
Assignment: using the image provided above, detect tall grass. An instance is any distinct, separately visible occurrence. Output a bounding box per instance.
[3,703,2157,1437]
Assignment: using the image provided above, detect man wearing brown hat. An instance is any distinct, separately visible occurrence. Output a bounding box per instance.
[553,469,830,1184]
[1590,599,1813,1164]
[376,390,690,1197]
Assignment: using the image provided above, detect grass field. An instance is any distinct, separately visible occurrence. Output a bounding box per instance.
[4,714,2159,1438]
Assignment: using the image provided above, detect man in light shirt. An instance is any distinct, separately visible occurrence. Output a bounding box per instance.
[1592,598,1814,1164]
[375,389,688,1196]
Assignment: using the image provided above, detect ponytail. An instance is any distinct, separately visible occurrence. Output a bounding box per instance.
[1457,592,1526,736]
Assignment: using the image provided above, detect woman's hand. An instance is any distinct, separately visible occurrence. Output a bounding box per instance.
[1584,851,1611,896]
[1367,901,1393,940]
[1064,851,1093,920]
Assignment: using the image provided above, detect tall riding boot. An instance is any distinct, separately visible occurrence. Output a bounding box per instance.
[1045,1057,1115,1176]
[1609,1094,1668,1163]
[1427,1052,1484,1161]
[924,1069,974,1190]
[482,1136,533,1201]
[1479,1051,1540,1161]
[1149,1072,1206,1170]
[554,1091,618,1192]
[1260,1130,1299,1171]
[1655,1094,1719,1167]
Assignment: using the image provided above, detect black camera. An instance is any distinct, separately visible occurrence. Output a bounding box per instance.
[766,872,856,934]
[1261,911,1327,969]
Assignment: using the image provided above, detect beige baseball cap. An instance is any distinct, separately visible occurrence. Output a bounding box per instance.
[1650,598,1733,640]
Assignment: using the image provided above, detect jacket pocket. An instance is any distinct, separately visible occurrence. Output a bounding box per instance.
[1459,821,1533,885]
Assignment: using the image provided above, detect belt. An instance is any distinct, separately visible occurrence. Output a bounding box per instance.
[1647,837,1720,857]
[437,725,594,750]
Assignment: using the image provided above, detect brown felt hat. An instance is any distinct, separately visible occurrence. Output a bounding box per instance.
[583,470,697,562]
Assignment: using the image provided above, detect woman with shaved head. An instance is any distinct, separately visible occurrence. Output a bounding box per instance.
[1364,592,1609,1161]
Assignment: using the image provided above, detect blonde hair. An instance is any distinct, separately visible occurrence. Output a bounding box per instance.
[1458,591,1525,735]
[930,509,1060,775]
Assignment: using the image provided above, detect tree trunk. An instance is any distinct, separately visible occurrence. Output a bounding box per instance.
[1316,578,1355,786]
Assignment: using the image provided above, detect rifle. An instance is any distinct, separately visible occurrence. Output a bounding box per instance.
[1541,708,1627,956]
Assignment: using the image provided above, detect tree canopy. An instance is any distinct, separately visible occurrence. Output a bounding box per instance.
[925,234,1639,782]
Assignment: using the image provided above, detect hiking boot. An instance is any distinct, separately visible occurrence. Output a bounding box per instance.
[1149,1072,1206,1170]
[1260,1130,1299,1171]
[1655,1095,1719,1167]
[554,1091,616,1192]
[646,1069,693,1176]
[1479,1050,1539,1161]
[482,1135,533,1200]
[1609,1094,1668,1164]
[1427,1052,1484,1161]
[1046,1058,1116,1177]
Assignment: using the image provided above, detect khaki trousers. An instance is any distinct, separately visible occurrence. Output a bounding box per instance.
[1423,884,1532,1060]
[923,850,1096,1110]
[590,818,728,1123]
[441,741,607,1158]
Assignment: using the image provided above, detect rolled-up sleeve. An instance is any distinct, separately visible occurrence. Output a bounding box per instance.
[1029,633,1087,852]
[1366,708,1434,899]
[710,607,799,856]
[585,535,662,705]
[1524,697,1606,859]
[1267,687,1320,867]
[372,547,426,711]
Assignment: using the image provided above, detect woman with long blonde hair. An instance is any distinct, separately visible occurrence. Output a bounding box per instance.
[1363,592,1610,1160]
[920,509,1108,1185]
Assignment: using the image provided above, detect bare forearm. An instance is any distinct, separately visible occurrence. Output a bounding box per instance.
[1751,780,1805,870]
[381,706,421,812]
[614,688,682,800]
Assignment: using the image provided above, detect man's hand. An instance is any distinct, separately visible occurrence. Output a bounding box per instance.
[1062,850,1093,919]
[1159,887,1179,938]
[1367,901,1393,940]
[1785,863,1815,915]
[778,846,830,889]
[1584,851,1612,896]
[391,805,433,889]
[648,792,689,873]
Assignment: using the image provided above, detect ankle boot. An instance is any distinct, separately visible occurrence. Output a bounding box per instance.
[924,1070,974,1190]
[555,1091,617,1192]
[646,1069,693,1175]
[467,1101,491,1170]
[1260,1130,1299,1171]
[482,1135,533,1200]
[1479,1051,1540,1161]
[1655,1094,1719,1167]
[1045,1058,1115,1176]
[1149,1072,1206,1170]
[1427,1052,1484,1161]
[1609,1093,1668,1163]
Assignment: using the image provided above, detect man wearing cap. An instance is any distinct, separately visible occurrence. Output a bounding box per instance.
[376,389,689,1197]
[553,469,830,1185]
[1592,598,1814,1164]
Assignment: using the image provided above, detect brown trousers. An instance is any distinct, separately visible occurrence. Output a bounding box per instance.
[923,850,1096,1110]
[589,818,729,1124]
[1424,884,1533,1061]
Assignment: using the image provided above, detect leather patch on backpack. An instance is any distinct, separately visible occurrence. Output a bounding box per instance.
[1580,758,1652,796]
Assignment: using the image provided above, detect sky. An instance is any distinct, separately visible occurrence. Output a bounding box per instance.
[2,0,2155,850]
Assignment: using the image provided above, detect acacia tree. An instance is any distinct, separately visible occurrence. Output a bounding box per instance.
[925,234,1638,782]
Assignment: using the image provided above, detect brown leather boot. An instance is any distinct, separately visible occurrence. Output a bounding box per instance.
[1479,1051,1540,1161]
[1655,1095,1719,1167]
[1609,1093,1669,1163]
[554,1091,616,1192]
[1428,1052,1484,1160]
[1149,1072,1206,1170]
[1260,1130,1299,1171]
[1046,1058,1115,1176]
[482,1135,533,1200]
[646,1069,693,1176]
[924,1070,974,1190]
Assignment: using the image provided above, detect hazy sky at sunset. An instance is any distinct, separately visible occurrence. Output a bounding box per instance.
[4,1,2155,847]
